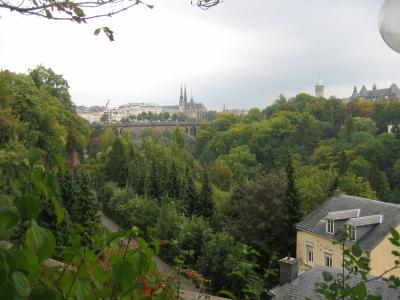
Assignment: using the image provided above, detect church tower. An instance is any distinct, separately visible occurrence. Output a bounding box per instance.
[179,85,185,113]
[315,75,324,98]
[184,85,188,105]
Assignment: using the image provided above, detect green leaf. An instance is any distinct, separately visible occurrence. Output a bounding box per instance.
[390,227,400,241]
[352,282,367,298]
[102,27,114,42]
[112,256,137,295]
[50,197,65,224]
[12,271,31,297]
[322,271,333,282]
[106,230,130,246]
[217,290,237,300]
[16,194,42,221]
[0,248,15,286]
[94,28,101,36]
[392,250,400,257]
[351,244,362,257]
[136,237,154,258]
[13,249,41,282]
[130,251,152,276]
[25,220,55,262]
[0,209,19,231]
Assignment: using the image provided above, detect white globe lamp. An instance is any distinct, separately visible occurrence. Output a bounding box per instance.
[379,0,400,53]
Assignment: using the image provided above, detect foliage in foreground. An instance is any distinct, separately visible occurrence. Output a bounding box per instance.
[0,155,174,299]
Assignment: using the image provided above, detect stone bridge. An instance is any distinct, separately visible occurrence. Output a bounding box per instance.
[99,121,201,138]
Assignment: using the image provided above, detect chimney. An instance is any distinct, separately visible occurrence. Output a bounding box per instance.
[279,257,298,285]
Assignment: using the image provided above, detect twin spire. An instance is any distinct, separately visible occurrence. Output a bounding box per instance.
[179,84,193,105]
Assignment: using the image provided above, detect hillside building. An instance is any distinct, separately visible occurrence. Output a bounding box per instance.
[270,194,400,299]
[350,83,400,100]
[296,195,400,278]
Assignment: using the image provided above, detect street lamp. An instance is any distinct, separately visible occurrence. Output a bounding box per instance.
[379,0,400,53]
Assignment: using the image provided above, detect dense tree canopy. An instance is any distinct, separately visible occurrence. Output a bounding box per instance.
[2,66,400,299]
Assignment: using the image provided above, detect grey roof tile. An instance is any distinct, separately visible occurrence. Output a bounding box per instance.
[270,265,399,299]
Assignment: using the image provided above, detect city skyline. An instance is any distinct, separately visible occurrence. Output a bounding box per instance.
[1,0,400,110]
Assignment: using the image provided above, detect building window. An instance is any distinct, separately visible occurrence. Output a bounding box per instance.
[326,219,334,234]
[348,225,356,240]
[325,253,333,267]
[306,244,314,264]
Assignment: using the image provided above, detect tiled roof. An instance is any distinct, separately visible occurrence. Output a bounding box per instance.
[296,195,400,251]
[270,265,398,300]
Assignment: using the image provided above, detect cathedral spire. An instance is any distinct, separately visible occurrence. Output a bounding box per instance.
[179,85,183,105]
[184,85,188,104]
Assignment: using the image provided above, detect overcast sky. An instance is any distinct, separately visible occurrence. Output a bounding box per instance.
[1,0,400,110]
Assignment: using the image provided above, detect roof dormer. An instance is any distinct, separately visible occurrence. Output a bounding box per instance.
[324,209,360,235]
[345,214,383,241]
[325,209,360,220]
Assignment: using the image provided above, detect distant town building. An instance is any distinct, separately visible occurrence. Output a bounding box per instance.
[315,76,324,98]
[76,106,106,123]
[118,103,162,117]
[222,105,248,116]
[350,83,400,100]
[76,85,207,123]
[162,85,207,118]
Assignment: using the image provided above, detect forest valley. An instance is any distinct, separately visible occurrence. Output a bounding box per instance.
[1,66,400,299]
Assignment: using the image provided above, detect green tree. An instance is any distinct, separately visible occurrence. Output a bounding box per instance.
[368,157,390,200]
[168,160,180,198]
[349,156,370,178]
[338,173,376,199]
[172,126,185,149]
[74,170,99,235]
[0,107,17,146]
[218,145,259,181]
[245,108,263,123]
[184,169,198,216]
[343,114,354,141]
[148,159,161,201]
[228,172,287,267]
[58,170,76,215]
[284,155,301,255]
[208,160,234,191]
[197,231,263,298]
[198,170,213,219]
[29,65,74,111]
[179,216,213,267]
[105,138,127,187]
[337,150,349,175]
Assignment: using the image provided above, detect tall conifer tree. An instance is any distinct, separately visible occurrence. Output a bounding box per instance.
[284,154,301,255]
[105,137,127,187]
[198,170,213,218]
[185,169,198,216]
[58,170,76,215]
[148,159,161,201]
[74,170,99,235]
[169,160,180,198]
[338,150,348,175]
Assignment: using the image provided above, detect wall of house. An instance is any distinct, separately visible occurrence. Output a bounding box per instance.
[369,225,400,278]
[297,230,344,270]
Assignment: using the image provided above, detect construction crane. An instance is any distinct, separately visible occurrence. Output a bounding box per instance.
[105,99,111,124]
